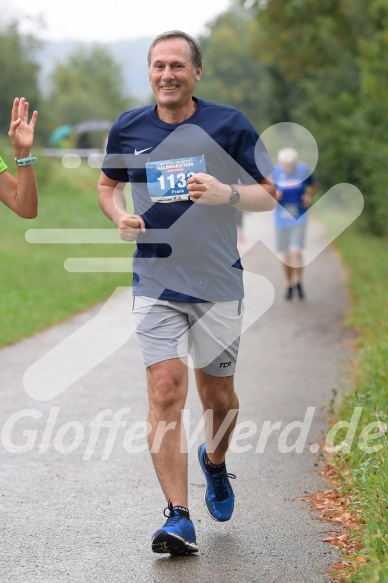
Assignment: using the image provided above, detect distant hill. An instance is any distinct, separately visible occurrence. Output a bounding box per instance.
[37,37,154,104]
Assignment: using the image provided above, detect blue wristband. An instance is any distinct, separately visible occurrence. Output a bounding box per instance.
[14,154,38,167]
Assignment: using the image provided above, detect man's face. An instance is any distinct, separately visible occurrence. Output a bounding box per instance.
[281,161,296,174]
[149,38,202,109]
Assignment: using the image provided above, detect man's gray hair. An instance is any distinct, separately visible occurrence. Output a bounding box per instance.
[147,30,203,71]
[278,147,298,164]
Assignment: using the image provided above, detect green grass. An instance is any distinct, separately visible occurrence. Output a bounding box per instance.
[0,147,134,347]
[328,225,388,582]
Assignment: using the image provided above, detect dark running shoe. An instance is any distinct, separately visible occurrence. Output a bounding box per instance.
[152,502,198,555]
[197,443,236,522]
[285,286,294,301]
[295,282,305,300]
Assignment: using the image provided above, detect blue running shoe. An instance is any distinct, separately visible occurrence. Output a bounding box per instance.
[152,502,198,555]
[197,443,236,522]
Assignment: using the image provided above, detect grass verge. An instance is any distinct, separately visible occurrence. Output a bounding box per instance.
[324,225,388,582]
[0,148,134,347]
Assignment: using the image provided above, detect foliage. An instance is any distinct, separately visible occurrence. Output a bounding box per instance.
[197,7,270,130]
[45,44,133,132]
[0,14,42,137]
[239,0,388,235]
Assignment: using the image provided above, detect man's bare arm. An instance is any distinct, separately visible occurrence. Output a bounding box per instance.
[187,173,276,211]
[97,172,146,241]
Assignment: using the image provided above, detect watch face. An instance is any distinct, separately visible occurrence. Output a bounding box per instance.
[230,186,240,205]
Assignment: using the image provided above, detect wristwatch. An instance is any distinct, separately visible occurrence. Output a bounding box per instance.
[229,184,240,206]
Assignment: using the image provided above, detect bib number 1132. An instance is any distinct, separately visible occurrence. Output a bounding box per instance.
[146,155,206,203]
[157,171,195,190]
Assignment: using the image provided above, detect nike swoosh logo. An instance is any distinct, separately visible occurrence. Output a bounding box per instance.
[134,147,153,155]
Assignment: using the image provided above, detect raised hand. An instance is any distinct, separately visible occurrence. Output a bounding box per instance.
[8,97,39,159]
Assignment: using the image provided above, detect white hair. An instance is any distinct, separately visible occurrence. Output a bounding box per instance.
[278,147,298,164]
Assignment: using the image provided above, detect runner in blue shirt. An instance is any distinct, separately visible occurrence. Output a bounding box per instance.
[98,30,276,555]
[272,147,317,300]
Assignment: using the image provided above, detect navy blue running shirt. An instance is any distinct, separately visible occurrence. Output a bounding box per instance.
[102,98,273,302]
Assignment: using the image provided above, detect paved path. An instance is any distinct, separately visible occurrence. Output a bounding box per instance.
[0,213,350,582]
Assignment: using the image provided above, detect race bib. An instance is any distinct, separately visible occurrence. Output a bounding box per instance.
[146,155,206,203]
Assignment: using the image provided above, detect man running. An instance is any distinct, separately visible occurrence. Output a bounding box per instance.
[98,30,276,555]
[273,147,317,300]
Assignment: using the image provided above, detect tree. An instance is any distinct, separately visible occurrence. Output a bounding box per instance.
[240,0,388,235]
[196,8,270,130]
[46,45,133,130]
[354,0,388,234]
[0,18,41,136]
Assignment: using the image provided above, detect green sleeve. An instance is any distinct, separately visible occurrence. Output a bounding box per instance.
[0,156,7,174]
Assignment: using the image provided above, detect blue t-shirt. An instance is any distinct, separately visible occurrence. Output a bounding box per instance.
[102,98,273,302]
[272,163,315,228]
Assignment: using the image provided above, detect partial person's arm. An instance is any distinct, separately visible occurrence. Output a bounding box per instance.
[187,173,276,211]
[97,172,146,241]
[0,98,39,218]
[301,180,318,207]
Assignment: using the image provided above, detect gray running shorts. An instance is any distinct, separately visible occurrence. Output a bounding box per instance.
[132,296,244,377]
[276,223,306,253]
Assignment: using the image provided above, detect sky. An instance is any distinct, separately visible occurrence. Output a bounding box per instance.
[7,0,232,42]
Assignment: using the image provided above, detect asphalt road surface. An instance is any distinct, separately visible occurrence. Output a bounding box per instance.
[0,212,351,583]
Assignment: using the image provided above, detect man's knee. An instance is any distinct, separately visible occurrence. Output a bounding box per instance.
[147,362,187,411]
[150,387,186,411]
[198,376,237,412]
